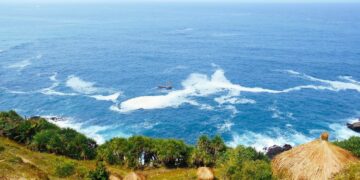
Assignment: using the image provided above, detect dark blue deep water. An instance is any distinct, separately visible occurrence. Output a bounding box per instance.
[1,3,360,149]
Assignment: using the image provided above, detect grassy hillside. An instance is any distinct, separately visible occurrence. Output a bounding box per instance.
[0,137,197,180]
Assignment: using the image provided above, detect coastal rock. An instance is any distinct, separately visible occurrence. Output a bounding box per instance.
[265,144,292,159]
[347,120,360,133]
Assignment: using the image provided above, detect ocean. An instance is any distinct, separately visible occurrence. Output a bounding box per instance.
[0,3,359,150]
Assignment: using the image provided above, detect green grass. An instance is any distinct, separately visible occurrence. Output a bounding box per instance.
[0,137,197,179]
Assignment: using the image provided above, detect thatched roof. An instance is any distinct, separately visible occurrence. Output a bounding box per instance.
[197,167,214,180]
[123,172,146,180]
[272,132,359,180]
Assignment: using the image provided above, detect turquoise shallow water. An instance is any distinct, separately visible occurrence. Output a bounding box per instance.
[0,3,360,150]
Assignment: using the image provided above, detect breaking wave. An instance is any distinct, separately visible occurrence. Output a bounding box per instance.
[5,53,42,71]
[117,68,360,113]
[227,130,313,151]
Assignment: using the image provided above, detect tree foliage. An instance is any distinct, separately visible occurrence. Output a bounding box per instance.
[334,136,360,157]
[0,111,97,160]
[219,145,272,180]
[190,135,227,167]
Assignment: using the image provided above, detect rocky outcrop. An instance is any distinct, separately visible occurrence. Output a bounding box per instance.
[347,120,360,133]
[265,144,292,159]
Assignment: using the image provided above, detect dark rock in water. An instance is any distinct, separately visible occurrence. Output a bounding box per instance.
[265,144,292,159]
[347,121,360,133]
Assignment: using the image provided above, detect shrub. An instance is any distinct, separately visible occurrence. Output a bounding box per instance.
[219,145,271,180]
[88,161,109,180]
[238,160,273,180]
[55,160,76,178]
[334,136,360,157]
[0,145,4,152]
[76,166,89,179]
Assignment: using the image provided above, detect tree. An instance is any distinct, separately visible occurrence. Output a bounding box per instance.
[127,136,156,168]
[97,138,129,165]
[155,139,190,168]
[190,135,227,167]
[88,161,109,180]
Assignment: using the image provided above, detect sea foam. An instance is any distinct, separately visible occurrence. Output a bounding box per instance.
[117,69,281,113]
[66,75,99,94]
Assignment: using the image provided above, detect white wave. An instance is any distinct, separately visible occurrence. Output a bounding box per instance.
[284,70,360,93]
[7,59,31,70]
[339,76,360,84]
[224,105,239,115]
[217,120,234,132]
[6,53,42,70]
[329,119,360,141]
[119,69,281,113]
[66,75,99,94]
[2,88,29,94]
[90,92,121,102]
[268,102,295,120]
[44,116,109,144]
[119,68,360,113]
[227,130,312,151]
[39,73,77,96]
[214,95,256,105]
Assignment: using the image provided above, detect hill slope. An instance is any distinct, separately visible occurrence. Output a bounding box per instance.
[0,137,197,180]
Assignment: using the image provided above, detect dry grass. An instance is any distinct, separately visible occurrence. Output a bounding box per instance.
[333,162,360,180]
[272,134,359,180]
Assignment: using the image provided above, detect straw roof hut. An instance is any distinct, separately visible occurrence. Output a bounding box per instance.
[272,132,359,180]
[123,172,146,180]
[197,167,214,180]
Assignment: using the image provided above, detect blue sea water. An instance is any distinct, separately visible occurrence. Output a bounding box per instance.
[1,3,360,150]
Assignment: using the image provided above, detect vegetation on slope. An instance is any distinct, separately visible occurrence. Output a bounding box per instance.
[1,110,359,179]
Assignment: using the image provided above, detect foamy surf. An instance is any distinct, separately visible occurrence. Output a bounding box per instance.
[90,92,122,102]
[117,68,282,113]
[119,67,360,113]
[227,130,313,152]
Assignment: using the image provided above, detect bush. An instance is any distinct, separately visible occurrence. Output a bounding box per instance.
[219,145,271,180]
[0,145,4,152]
[76,166,89,179]
[238,160,273,180]
[88,161,109,180]
[334,136,360,157]
[55,160,76,178]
